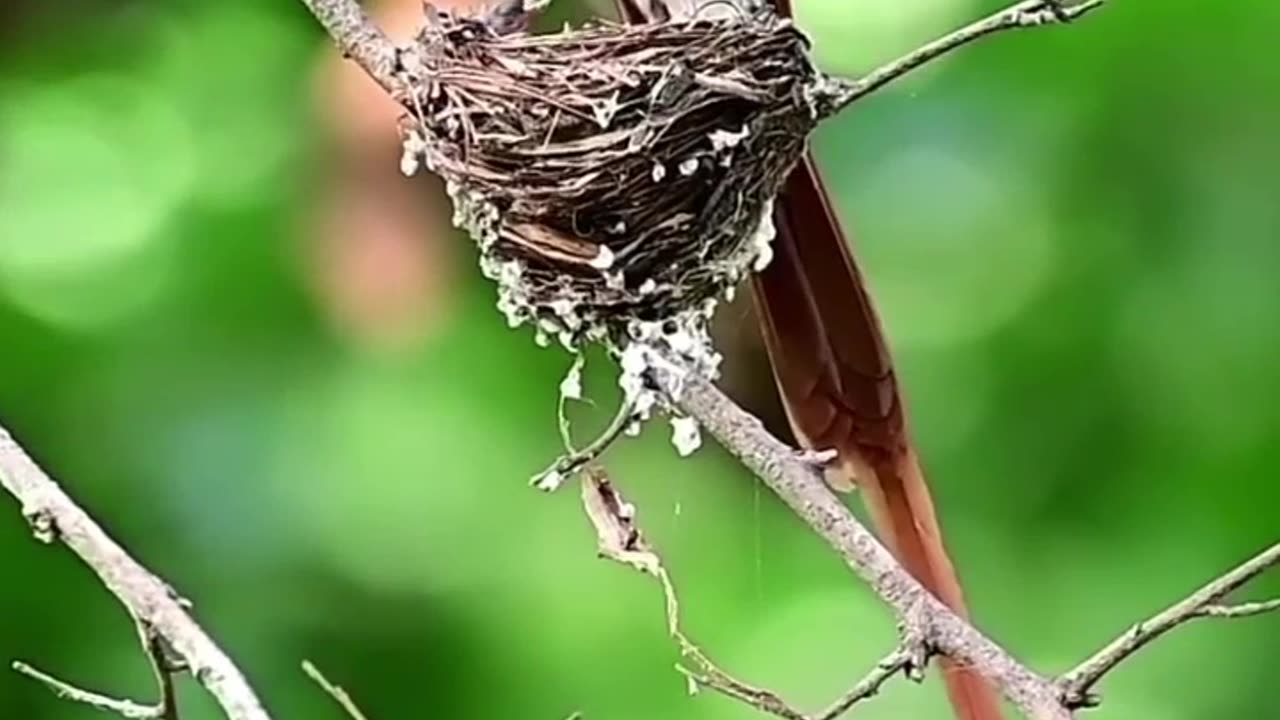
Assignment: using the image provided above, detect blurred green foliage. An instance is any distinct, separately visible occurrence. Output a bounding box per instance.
[1,0,1277,718]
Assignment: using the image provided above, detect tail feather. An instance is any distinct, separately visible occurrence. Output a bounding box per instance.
[755,155,1004,720]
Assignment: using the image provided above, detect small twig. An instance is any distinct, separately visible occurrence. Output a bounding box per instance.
[534,397,636,491]
[814,649,915,720]
[675,645,916,720]
[821,0,1106,115]
[303,661,371,720]
[12,661,163,719]
[1058,541,1280,708]
[0,423,270,720]
[12,619,184,719]
[676,662,807,720]
[1195,599,1280,619]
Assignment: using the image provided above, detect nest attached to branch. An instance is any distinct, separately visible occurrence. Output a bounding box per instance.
[396,9,830,362]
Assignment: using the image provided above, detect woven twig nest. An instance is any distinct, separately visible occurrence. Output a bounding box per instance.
[396,10,831,364]
[393,8,840,476]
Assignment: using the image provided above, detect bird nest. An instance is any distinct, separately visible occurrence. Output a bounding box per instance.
[396,9,832,369]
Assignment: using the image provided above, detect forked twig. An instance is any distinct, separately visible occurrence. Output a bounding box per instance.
[1058,541,1280,707]
[825,0,1106,114]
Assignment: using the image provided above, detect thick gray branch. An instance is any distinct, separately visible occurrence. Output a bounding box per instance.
[298,0,399,91]
[0,424,271,720]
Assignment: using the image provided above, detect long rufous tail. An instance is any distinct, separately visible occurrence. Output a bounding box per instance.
[754,151,1004,720]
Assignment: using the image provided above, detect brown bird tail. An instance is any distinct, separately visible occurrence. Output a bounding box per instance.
[753,153,1005,720]
[852,449,1004,720]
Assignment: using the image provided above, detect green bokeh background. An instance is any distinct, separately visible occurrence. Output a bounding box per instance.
[1,0,1277,718]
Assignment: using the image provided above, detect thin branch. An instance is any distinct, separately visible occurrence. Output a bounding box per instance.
[12,661,163,719]
[676,662,806,720]
[676,646,915,720]
[303,661,371,720]
[1195,599,1280,619]
[298,0,399,92]
[814,649,915,720]
[0,424,271,720]
[822,0,1106,116]
[533,394,636,491]
[11,618,183,719]
[1058,541,1280,707]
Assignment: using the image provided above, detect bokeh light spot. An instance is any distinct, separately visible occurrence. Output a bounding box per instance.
[851,145,1056,348]
[0,74,194,331]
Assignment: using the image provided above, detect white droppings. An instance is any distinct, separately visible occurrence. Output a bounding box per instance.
[533,469,564,492]
[589,245,615,270]
[618,343,650,403]
[678,157,699,177]
[709,125,749,151]
[559,355,584,401]
[496,294,524,328]
[670,416,702,457]
[400,151,420,177]
[749,199,778,272]
[399,129,428,177]
[592,91,621,129]
[651,162,667,182]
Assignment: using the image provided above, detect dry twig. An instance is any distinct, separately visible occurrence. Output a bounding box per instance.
[826,0,1108,111]
[1058,541,1280,708]
[303,661,372,720]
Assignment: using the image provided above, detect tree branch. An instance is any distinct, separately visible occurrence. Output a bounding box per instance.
[0,424,271,720]
[814,648,917,720]
[297,0,399,92]
[11,659,165,719]
[303,661,371,720]
[821,0,1106,116]
[1058,541,1280,708]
